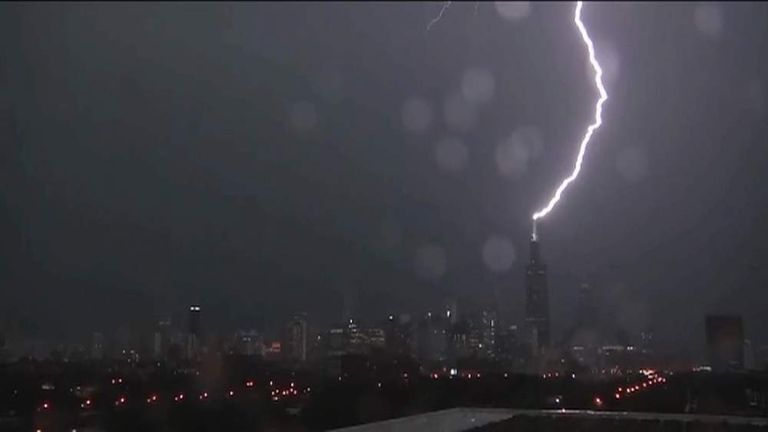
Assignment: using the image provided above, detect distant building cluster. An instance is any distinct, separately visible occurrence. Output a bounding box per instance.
[0,236,762,376]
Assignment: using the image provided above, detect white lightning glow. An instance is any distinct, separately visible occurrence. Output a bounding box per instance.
[426,1,452,33]
[532,1,608,222]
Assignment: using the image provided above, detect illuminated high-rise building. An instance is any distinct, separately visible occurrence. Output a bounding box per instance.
[525,232,550,352]
[187,305,201,360]
[235,329,264,357]
[480,310,497,359]
[188,305,201,336]
[444,298,458,324]
[415,312,448,362]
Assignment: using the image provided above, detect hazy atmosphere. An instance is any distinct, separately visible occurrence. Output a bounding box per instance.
[1,2,767,355]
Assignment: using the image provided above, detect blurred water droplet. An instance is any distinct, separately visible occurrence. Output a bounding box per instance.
[462,68,496,104]
[495,1,531,21]
[495,127,541,178]
[693,3,723,39]
[482,236,516,272]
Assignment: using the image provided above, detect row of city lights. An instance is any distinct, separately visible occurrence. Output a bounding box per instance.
[542,372,577,379]
[41,379,308,412]
[370,370,521,382]
[48,368,629,413]
[613,369,666,400]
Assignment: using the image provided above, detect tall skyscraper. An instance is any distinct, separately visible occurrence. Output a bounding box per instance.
[385,314,413,357]
[187,305,201,360]
[463,310,497,359]
[480,310,497,359]
[91,332,104,360]
[525,232,550,353]
[327,326,347,357]
[415,312,448,362]
[188,305,201,336]
[494,324,527,370]
[576,282,597,328]
[563,282,601,370]
[444,298,459,324]
[284,313,308,362]
[705,315,744,371]
[346,318,370,354]
[153,318,172,361]
[234,329,264,357]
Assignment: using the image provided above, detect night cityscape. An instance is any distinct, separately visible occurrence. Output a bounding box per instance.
[2,1,768,431]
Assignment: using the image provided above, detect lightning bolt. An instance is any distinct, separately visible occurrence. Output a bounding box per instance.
[426,1,452,33]
[423,1,607,235]
[532,1,608,228]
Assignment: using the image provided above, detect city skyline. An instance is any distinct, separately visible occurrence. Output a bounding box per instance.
[1,2,768,431]
[1,226,760,368]
[2,267,762,373]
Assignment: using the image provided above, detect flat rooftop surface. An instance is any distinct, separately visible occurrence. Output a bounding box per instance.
[331,408,768,432]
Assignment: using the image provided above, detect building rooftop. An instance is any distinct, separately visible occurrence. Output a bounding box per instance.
[329,408,768,432]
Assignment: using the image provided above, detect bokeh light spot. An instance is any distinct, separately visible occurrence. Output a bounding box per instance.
[482,236,516,272]
[495,2,531,21]
[693,3,723,39]
[495,127,542,178]
[462,68,496,104]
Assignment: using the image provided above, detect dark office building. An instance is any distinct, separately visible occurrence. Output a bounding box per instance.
[705,315,744,372]
[384,314,413,357]
[188,305,201,336]
[525,231,550,353]
[187,305,201,360]
[284,313,308,362]
[576,282,597,329]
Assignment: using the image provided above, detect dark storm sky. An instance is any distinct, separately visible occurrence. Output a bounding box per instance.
[1,2,767,351]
